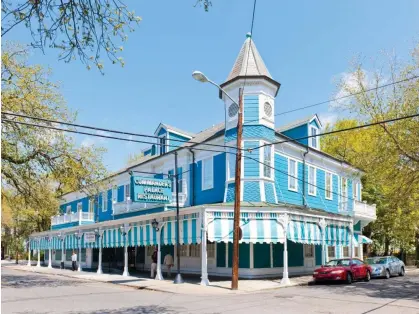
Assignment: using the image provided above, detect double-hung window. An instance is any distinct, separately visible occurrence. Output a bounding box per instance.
[308,165,316,196]
[159,136,166,155]
[89,198,95,214]
[310,126,319,149]
[263,146,272,178]
[228,149,236,180]
[102,191,108,212]
[288,159,298,191]
[77,202,82,212]
[328,246,336,259]
[202,157,214,190]
[325,172,333,200]
[125,183,130,201]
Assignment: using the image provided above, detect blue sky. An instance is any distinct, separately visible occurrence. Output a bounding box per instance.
[6,0,419,171]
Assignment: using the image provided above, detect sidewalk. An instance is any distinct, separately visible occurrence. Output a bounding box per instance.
[2,261,312,295]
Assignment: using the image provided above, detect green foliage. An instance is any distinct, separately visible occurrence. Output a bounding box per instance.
[1,45,107,237]
[322,45,419,253]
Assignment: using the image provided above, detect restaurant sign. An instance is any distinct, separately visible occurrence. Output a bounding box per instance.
[131,176,172,204]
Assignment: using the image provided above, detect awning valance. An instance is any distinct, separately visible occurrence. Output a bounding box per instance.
[325,225,351,246]
[207,212,285,244]
[357,234,373,244]
[287,220,322,245]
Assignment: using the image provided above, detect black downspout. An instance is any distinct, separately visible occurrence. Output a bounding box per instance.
[189,149,195,206]
[303,148,309,207]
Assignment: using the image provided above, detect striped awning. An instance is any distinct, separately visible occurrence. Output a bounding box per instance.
[207,212,285,244]
[51,237,62,250]
[357,234,373,244]
[287,220,322,245]
[325,225,351,246]
[65,234,83,249]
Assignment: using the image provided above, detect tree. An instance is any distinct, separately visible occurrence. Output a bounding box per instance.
[1,45,108,237]
[322,45,419,256]
[1,0,210,71]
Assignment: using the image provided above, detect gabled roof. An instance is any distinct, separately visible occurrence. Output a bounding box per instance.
[276,114,323,133]
[154,123,195,138]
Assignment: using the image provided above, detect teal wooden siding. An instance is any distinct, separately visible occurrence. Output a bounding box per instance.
[243,181,261,202]
[254,243,271,268]
[264,182,276,204]
[244,141,259,177]
[244,95,259,124]
[225,183,235,202]
[274,154,304,206]
[225,125,275,143]
[315,245,322,265]
[281,124,308,146]
[168,132,190,151]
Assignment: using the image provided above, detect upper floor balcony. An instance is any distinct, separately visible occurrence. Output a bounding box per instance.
[338,200,377,222]
[51,210,95,228]
[113,192,187,216]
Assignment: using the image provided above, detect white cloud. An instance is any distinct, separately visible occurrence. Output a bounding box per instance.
[81,130,111,147]
[318,112,338,128]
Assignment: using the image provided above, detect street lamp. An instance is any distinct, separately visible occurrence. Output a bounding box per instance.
[57,232,65,269]
[151,219,159,231]
[120,224,130,277]
[192,70,243,290]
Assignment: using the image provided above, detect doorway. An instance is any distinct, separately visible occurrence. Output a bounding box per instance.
[304,244,315,268]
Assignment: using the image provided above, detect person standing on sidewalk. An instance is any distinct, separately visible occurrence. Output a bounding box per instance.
[163,252,174,278]
[71,251,77,271]
[150,248,157,278]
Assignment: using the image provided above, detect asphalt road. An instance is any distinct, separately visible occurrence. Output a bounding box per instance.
[2,266,419,314]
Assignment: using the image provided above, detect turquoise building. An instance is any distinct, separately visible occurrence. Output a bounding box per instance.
[28,35,376,284]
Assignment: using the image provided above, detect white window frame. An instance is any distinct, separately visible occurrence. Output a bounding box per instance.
[112,186,117,204]
[66,205,71,214]
[88,198,95,213]
[325,172,333,200]
[310,126,319,149]
[124,183,131,201]
[202,157,214,190]
[353,182,359,201]
[288,158,298,192]
[343,246,350,257]
[308,165,316,196]
[228,149,236,180]
[262,145,273,179]
[77,202,82,212]
[328,246,336,259]
[102,191,107,212]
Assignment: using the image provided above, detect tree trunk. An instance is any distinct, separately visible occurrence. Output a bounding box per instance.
[416,231,419,268]
[384,237,390,256]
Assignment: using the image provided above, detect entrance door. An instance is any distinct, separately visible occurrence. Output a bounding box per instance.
[304,244,315,268]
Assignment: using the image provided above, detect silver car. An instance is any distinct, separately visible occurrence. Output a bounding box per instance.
[365,256,405,279]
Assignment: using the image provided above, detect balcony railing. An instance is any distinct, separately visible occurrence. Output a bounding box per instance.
[113,193,187,216]
[51,210,94,226]
[353,200,377,221]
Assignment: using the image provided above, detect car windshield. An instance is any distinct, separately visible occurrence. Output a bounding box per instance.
[366,257,387,264]
[325,259,351,266]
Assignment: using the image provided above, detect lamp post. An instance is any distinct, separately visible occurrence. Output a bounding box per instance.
[192,70,243,290]
[151,218,165,280]
[47,235,52,269]
[95,229,104,274]
[120,224,131,277]
[57,232,65,269]
[75,231,82,272]
[173,151,184,284]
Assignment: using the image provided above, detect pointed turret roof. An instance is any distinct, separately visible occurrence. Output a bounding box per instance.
[220,33,280,96]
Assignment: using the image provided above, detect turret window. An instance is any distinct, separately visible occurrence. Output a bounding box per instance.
[263,146,272,178]
[308,166,316,196]
[310,126,319,149]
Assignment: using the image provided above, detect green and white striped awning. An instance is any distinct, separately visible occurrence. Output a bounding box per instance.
[357,234,372,244]
[207,212,285,244]
[287,220,322,245]
[325,225,352,246]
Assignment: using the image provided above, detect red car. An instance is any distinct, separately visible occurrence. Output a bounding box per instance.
[313,258,372,284]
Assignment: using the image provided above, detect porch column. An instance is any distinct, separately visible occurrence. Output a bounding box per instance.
[200,212,210,286]
[77,231,82,272]
[48,236,52,268]
[280,214,290,285]
[349,222,354,258]
[36,240,41,267]
[61,238,65,268]
[27,247,31,267]
[155,222,166,280]
[97,230,104,275]
[122,224,131,277]
[320,219,327,265]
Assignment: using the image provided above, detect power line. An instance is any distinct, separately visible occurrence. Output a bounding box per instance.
[1,112,242,151]
[243,75,419,125]
[3,118,363,205]
[254,112,419,150]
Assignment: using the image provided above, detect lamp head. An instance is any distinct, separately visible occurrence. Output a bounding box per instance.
[192,71,209,83]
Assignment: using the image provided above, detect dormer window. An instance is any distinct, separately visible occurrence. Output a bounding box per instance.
[159,136,166,155]
[310,126,319,149]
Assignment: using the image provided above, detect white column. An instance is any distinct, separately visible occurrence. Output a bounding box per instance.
[200,213,209,286]
[97,230,104,274]
[122,225,130,277]
[78,232,82,272]
[155,223,165,280]
[36,240,41,267]
[350,222,354,258]
[320,219,327,265]
[61,238,65,268]
[27,244,31,266]
[280,214,290,285]
[48,247,52,268]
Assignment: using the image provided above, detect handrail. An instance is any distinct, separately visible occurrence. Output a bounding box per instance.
[51,210,95,226]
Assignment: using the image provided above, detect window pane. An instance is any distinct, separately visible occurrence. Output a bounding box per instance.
[202,158,213,189]
[311,128,317,148]
[289,159,297,190]
[263,146,272,178]
[308,166,315,194]
[125,184,130,200]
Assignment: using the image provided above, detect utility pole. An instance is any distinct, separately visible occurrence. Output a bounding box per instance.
[231,88,243,290]
[173,151,184,284]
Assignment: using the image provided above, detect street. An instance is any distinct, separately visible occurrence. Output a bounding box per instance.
[2,266,419,314]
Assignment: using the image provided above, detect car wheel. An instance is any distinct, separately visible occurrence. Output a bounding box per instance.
[365,271,371,282]
[346,272,352,284]
[399,267,405,277]
[385,269,390,279]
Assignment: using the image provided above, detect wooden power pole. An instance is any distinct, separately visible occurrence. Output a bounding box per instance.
[231,88,243,290]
